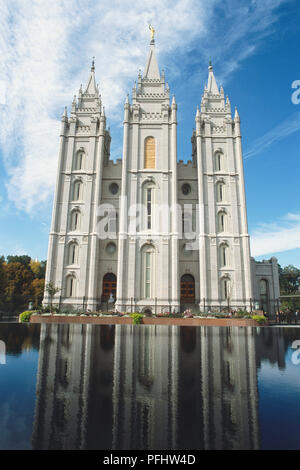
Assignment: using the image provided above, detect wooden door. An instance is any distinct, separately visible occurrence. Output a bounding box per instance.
[102,273,117,301]
[180,274,195,303]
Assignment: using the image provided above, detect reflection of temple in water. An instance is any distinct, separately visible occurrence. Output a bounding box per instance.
[32,324,260,450]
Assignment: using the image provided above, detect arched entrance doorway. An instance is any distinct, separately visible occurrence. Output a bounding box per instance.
[101,273,117,301]
[180,274,195,303]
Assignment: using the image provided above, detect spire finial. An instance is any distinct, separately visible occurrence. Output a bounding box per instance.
[149,24,155,43]
[91,56,95,71]
[209,58,212,69]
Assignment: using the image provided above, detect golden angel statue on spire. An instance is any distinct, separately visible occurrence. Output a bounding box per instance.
[149,24,155,40]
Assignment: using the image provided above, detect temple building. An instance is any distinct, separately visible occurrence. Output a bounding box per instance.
[43,32,280,315]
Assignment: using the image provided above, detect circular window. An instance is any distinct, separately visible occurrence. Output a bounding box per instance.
[105,242,117,255]
[182,183,191,195]
[109,183,119,195]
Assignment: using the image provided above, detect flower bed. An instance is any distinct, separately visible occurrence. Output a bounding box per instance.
[30,313,263,327]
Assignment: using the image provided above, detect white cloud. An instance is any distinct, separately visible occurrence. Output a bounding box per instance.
[250,213,300,257]
[0,0,289,213]
[244,111,300,160]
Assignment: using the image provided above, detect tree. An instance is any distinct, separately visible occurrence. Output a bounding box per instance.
[30,259,47,279]
[0,256,7,312]
[0,255,48,314]
[4,262,34,313]
[45,282,61,313]
[6,255,31,266]
[279,265,300,294]
[32,278,45,308]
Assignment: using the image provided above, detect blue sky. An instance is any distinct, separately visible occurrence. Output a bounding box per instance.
[0,0,299,268]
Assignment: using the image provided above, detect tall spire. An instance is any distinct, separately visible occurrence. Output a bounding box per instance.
[85,57,97,94]
[207,60,219,94]
[144,25,160,79]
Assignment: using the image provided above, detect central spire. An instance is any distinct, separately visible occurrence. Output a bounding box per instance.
[144,25,160,79]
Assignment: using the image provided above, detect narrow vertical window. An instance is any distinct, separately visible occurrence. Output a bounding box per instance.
[141,245,155,300]
[220,244,228,267]
[145,252,151,298]
[76,151,85,170]
[222,278,230,300]
[73,181,82,201]
[68,243,78,265]
[218,211,226,233]
[143,182,155,231]
[69,277,74,297]
[147,188,152,229]
[217,182,225,202]
[66,276,76,298]
[71,211,80,231]
[220,213,225,232]
[144,137,155,169]
[216,153,222,171]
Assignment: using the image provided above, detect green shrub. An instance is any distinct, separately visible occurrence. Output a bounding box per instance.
[19,310,35,322]
[251,315,267,324]
[130,313,144,324]
[41,304,59,313]
[234,309,249,318]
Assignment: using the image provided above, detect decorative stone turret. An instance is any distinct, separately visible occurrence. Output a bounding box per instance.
[43,60,111,310]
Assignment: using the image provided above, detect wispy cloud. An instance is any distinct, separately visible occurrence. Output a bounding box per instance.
[0,0,290,213]
[244,111,300,160]
[250,213,300,257]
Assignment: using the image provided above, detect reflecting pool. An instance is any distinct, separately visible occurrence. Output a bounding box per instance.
[0,324,299,450]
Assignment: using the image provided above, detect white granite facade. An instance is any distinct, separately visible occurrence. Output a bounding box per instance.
[43,39,280,315]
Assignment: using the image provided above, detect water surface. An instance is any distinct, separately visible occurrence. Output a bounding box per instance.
[0,323,299,450]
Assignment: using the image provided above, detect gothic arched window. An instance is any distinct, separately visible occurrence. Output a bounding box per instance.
[220,243,229,267]
[217,211,227,233]
[70,210,81,231]
[66,275,76,298]
[72,181,83,201]
[143,181,155,230]
[144,136,155,169]
[215,152,223,171]
[68,243,78,265]
[75,150,85,170]
[221,277,230,300]
[216,182,226,202]
[141,244,155,299]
